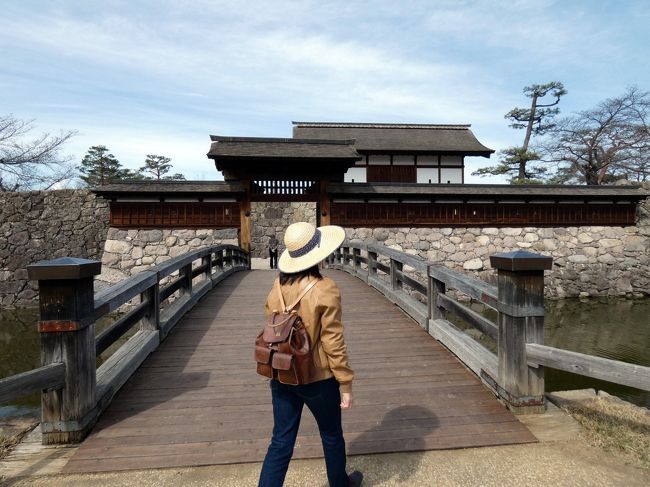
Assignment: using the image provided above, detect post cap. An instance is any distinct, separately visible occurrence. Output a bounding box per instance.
[27,257,102,280]
[490,250,552,272]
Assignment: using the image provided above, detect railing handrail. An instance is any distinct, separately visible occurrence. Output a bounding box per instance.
[0,244,249,444]
[329,241,650,414]
[526,343,650,392]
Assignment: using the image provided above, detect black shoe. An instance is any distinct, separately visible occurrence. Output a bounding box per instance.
[348,470,363,487]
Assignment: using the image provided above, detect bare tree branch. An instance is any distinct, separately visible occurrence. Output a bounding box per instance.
[0,114,77,191]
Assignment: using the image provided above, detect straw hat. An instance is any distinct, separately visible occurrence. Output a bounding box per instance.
[278,222,345,273]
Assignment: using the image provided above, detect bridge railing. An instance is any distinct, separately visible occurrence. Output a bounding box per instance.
[328,241,650,413]
[0,244,248,444]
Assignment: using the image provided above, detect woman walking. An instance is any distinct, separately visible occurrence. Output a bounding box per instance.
[258,222,363,487]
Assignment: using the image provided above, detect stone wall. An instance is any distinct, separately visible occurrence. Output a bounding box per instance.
[0,190,110,307]
[97,228,239,288]
[345,197,650,298]
[250,202,317,258]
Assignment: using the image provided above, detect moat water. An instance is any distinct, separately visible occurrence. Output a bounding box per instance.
[1,298,649,418]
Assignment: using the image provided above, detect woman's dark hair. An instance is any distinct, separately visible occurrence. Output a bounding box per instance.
[279,265,322,285]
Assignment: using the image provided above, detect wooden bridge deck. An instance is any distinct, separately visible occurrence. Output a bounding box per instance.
[63,269,535,473]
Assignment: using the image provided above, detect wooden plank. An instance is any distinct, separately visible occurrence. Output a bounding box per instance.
[526,343,650,391]
[429,318,498,380]
[428,265,498,309]
[399,272,427,296]
[367,274,428,327]
[437,293,498,340]
[0,363,65,404]
[93,271,157,318]
[95,301,149,356]
[96,330,160,416]
[368,243,428,272]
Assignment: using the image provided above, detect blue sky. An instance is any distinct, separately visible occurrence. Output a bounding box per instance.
[1,0,649,183]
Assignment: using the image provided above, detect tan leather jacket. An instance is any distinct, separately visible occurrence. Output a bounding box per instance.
[265,276,354,393]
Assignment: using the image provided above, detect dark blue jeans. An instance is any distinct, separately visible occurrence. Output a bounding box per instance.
[258,378,348,487]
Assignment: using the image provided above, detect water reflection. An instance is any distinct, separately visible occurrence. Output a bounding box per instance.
[544,298,650,407]
[0,308,120,416]
[449,298,650,408]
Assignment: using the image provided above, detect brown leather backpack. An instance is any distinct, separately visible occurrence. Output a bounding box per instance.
[255,278,319,385]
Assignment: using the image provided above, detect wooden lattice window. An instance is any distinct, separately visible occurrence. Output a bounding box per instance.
[329,202,636,227]
[110,202,240,228]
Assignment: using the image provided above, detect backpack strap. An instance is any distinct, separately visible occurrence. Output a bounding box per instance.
[276,278,320,313]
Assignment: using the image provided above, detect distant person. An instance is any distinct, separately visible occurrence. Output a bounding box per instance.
[258,222,362,487]
[268,235,279,269]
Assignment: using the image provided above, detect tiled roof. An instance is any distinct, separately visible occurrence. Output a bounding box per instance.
[292,122,494,155]
[93,181,243,193]
[207,136,360,159]
[328,182,647,198]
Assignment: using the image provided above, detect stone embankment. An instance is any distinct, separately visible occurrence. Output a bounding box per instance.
[97,228,238,287]
[0,190,110,307]
[345,197,650,298]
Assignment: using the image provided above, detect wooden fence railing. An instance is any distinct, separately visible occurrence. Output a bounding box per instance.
[327,242,650,413]
[0,244,248,444]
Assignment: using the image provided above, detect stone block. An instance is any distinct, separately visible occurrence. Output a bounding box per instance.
[102,252,120,266]
[577,232,593,244]
[542,239,558,251]
[169,245,190,257]
[502,228,522,236]
[373,228,390,241]
[583,247,598,257]
[139,230,164,243]
[104,240,131,254]
[568,254,589,264]
[624,236,647,252]
[475,235,490,246]
[144,244,169,256]
[9,231,30,246]
[463,258,483,270]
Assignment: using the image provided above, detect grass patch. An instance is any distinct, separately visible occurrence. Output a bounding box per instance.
[0,420,38,460]
[563,397,650,469]
[0,431,21,460]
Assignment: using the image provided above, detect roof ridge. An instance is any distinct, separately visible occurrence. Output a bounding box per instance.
[291,122,472,130]
[210,135,356,145]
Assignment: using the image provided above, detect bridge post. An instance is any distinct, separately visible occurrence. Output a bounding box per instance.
[428,270,447,321]
[215,249,224,272]
[27,257,101,444]
[367,250,378,278]
[202,252,213,281]
[390,258,403,291]
[490,250,552,414]
[179,262,193,297]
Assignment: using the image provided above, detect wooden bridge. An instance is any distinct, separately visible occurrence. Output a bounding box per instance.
[2,243,649,474]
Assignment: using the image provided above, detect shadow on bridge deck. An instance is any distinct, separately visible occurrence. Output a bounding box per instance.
[62,269,535,473]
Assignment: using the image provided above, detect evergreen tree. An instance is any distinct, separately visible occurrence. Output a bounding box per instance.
[473,81,566,183]
[78,145,130,186]
[138,154,186,180]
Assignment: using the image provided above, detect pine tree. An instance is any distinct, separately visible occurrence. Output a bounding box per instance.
[138,154,186,180]
[473,81,567,183]
[78,145,130,186]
